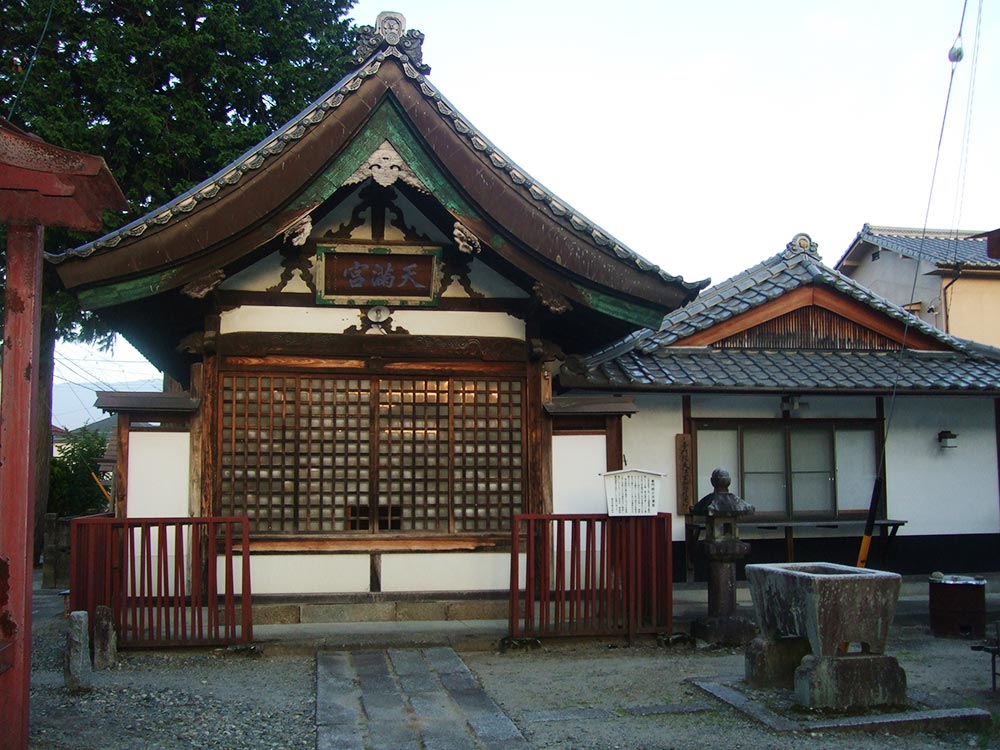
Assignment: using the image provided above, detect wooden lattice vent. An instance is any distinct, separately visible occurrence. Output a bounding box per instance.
[715,307,901,351]
[218,373,524,536]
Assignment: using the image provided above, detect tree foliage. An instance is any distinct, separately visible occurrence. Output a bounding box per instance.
[2,0,358,214]
[48,427,109,517]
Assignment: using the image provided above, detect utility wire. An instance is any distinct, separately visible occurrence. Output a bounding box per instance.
[884,1,967,434]
[857,2,968,567]
[948,0,983,267]
[54,353,121,393]
[6,0,56,120]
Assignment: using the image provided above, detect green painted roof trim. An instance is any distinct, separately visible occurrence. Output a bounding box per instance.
[78,268,183,309]
[293,96,481,220]
[79,98,483,309]
[573,284,666,329]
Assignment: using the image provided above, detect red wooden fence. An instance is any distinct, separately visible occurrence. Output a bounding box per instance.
[509,513,673,643]
[70,516,252,648]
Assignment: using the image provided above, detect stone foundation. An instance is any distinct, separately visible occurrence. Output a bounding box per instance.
[794,655,907,710]
[745,635,811,689]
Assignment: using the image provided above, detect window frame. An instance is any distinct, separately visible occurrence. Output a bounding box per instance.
[692,417,884,521]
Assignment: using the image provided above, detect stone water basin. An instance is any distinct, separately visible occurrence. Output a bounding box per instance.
[745,562,901,657]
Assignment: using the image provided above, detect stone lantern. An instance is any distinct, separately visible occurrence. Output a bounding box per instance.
[690,468,756,645]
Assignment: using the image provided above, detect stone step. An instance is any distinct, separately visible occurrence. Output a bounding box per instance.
[254,597,509,625]
[256,572,1000,625]
[316,647,528,750]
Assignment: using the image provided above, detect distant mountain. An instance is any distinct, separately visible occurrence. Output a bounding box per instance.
[53,379,162,430]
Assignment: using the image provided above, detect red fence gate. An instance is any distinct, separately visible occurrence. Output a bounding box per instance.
[70,516,252,648]
[509,513,673,642]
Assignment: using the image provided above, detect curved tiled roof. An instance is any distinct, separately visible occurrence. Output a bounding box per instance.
[48,35,704,296]
[572,234,1000,393]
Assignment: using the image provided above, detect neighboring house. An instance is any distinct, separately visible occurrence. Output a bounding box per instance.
[564,234,1000,574]
[48,13,704,596]
[51,425,70,455]
[79,416,118,480]
[51,419,116,503]
[835,224,1000,347]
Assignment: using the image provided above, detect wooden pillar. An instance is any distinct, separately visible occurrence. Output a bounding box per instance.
[0,223,44,750]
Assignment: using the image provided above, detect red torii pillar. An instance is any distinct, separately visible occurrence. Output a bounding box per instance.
[0,117,126,750]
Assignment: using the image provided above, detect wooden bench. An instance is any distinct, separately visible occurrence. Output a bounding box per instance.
[971,620,1000,691]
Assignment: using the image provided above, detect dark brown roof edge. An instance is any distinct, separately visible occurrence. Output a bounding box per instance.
[95,391,200,414]
[544,394,637,415]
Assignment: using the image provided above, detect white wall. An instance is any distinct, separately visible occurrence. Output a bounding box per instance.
[127,431,191,518]
[227,554,370,595]
[124,432,192,595]
[225,552,524,595]
[847,252,940,328]
[220,304,525,340]
[552,434,607,514]
[885,396,999,536]
[381,552,524,592]
[619,394,684,540]
[690,394,875,420]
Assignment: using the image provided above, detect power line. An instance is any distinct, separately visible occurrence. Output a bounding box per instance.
[54,353,121,392]
[6,0,56,120]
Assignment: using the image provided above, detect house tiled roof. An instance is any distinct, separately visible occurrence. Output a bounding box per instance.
[46,21,703,297]
[835,224,999,270]
[570,234,1000,393]
[579,347,1000,392]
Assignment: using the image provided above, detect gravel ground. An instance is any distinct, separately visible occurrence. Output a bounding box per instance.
[29,592,314,750]
[27,586,1000,750]
[465,629,1000,750]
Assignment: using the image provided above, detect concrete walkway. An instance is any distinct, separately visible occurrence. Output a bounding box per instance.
[317,647,529,750]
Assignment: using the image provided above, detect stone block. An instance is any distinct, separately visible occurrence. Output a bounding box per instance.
[300,602,396,623]
[253,604,301,625]
[64,610,91,691]
[92,605,117,670]
[395,601,447,621]
[745,635,811,688]
[446,599,508,621]
[794,655,907,711]
[745,562,900,656]
[691,614,756,647]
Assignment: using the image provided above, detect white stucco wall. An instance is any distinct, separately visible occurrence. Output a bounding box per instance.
[690,394,875,420]
[226,554,370,595]
[617,393,684,540]
[220,305,525,340]
[225,552,525,595]
[390,310,525,339]
[552,434,607,515]
[885,396,999,536]
[123,432,192,595]
[380,552,524,592]
[127,431,191,518]
[846,252,940,328]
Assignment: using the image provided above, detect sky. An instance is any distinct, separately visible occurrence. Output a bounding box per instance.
[51,0,998,427]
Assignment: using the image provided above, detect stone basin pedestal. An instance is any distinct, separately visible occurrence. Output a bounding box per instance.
[744,562,906,711]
